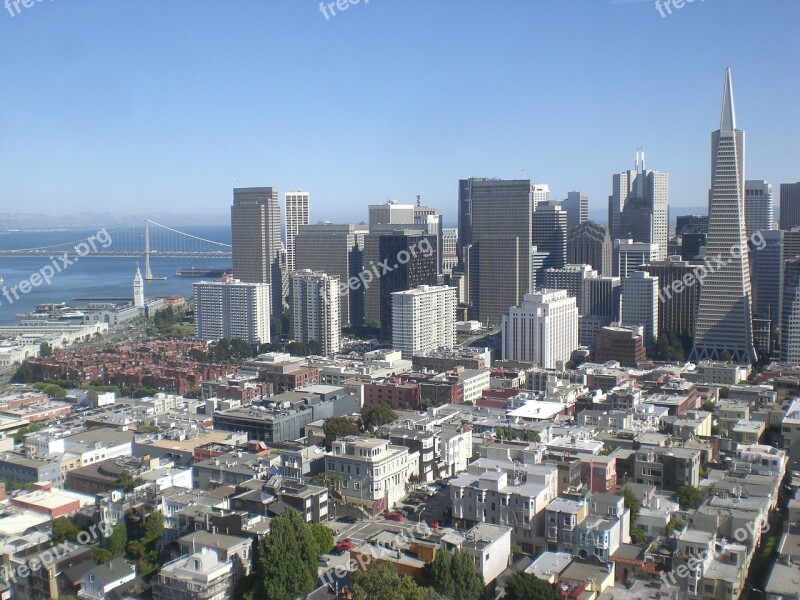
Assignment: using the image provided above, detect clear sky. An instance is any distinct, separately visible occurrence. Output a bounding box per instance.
[0,0,798,225]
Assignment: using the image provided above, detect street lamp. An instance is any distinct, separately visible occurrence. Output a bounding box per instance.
[418,508,426,523]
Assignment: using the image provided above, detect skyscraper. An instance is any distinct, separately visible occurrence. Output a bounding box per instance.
[392,285,456,358]
[442,228,459,275]
[295,223,366,326]
[285,190,310,274]
[608,150,669,259]
[613,239,659,279]
[290,270,341,356]
[781,258,800,364]
[368,201,415,228]
[563,191,589,233]
[532,201,568,272]
[744,180,774,238]
[781,183,800,231]
[751,230,783,331]
[621,271,659,349]
[532,183,551,212]
[468,179,535,325]
[545,264,596,315]
[568,221,612,276]
[501,290,578,368]
[231,187,283,316]
[643,257,702,338]
[194,276,271,345]
[692,69,757,363]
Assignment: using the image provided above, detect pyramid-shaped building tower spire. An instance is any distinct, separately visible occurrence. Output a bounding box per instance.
[720,67,736,132]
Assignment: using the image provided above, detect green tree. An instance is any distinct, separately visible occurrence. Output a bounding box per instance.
[11,365,34,383]
[353,562,432,600]
[144,510,164,542]
[255,509,319,600]
[504,571,563,600]
[322,416,361,450]
[92,547,114,564]
[677,485,703,510]
[287,341,310,356]
[361,402,398,430]
[719,350,733,362]
[619,486,641,523]
[427,549,484,600]
[107,522,127,558]
[52,517,79,544]
[229,338,255,360]
[308,523,334,555]
[39,342,53,357]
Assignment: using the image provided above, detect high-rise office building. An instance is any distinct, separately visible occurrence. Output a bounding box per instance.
[501,290,578,368]
[744,180,774,238]
[613,239,659,279]
[785,228,800,263]
[675,215,709,237]
[532,201,568,272]
[781,258,800,364]
[608,149,669,259]
[194,276,271,345]
[392,285,456,358]
[692,69,757,363]
[295,223,366,326]
[563,191,589,233]
[467,179,535,325]
[584,275,621,321]
[621,271,659,349]
[545,264,596,315]
[567,221,612,276]
[458,177,490,263]
[290,270,341,356]
[378,232,439,339]
[751,230,783,331]
[442,228,459,275]
[780,183,800,231]
[285,190,310,274]
[414,203,443,272]
[532,183,551,212]
[230,187,283,316]
[643,257,702,337]
[368,201,415,229]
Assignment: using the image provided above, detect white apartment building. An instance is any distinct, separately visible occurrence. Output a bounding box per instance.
[325,436,418,511]
[501,290,578,369]
[621,271,659,348]
[290,270,341,355]
[284,190,310,273]
[193,276,270,345]
[392,285,456,358]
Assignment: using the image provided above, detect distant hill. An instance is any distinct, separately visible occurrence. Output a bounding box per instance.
[0,212,229,231]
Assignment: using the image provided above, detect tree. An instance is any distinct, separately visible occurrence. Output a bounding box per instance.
[254,509,319,600]
[287,341,310,356]
[353,562,433,600]
[677,485,703,510]
[361,402,398,430]
[39,342,53,357]
[107,522,127,558]
[144,511,164,542]
[619,486,641,523]
[426,549,484,600]
[504,571,563,600]
[52,517,79,544]
[308,523,334,555]
[701,400,715,412]
[323,416,361,450]
[719,350,733,362]
[11,365,33,383]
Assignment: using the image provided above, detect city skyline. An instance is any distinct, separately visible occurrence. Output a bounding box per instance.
[0,1,797,222]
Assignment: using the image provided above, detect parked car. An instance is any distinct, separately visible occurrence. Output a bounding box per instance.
[334,540,355,552]
[386,512,406,521]
[337,515,358,524]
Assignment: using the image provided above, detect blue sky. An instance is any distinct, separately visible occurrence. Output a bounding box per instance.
[0,0,798,225]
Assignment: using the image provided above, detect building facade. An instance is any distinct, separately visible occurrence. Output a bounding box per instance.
[567,220,612,276]
[289,270,341,355]
[391,285,456,358]
[193,277,271,345]
[284,189,310,274]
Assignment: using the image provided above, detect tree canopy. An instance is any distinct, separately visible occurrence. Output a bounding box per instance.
[323,416,361,450]
[353,562,433,600]
[677,485,703,510]
[504,571,563,600]
[361,402,398,430]
[425,549,484,600]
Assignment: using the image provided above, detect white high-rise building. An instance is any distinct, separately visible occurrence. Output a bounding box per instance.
[621,271,659,348]
[563,191,589,233]
[532,183,551,212]
[194,276,271,345]
[368,201,415,228]
[133,266,144,308]
[285,190,310,274]
[392,285,456,358]
[692,69,757,363]
[442,228,459,275]
[613,239,660,278]
[744,180,774,238]
[608,150,669,259]
[544,264,597,315]
[290,270,341,356]
[501,289,578,368]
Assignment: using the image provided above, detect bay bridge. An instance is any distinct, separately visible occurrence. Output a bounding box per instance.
[0,220,232,279]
